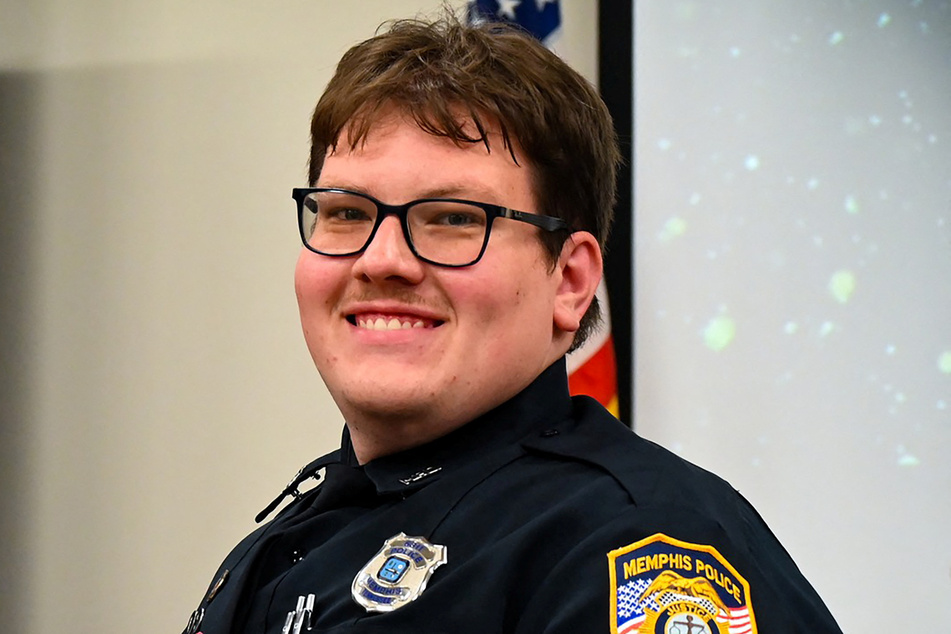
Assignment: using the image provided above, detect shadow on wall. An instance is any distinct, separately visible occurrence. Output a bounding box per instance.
[0,72,40,632]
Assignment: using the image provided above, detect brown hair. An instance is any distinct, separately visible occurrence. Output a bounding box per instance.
[308,15,620,350]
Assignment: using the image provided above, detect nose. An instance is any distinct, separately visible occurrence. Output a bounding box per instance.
[351,215,425,284]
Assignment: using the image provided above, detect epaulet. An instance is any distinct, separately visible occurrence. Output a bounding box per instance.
[521,396,738,510]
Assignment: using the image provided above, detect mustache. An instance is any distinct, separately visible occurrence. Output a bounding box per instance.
[343,289,449,313]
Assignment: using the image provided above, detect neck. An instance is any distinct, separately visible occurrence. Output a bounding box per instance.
[345,413,466,464]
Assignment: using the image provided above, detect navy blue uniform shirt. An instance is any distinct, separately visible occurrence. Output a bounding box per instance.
[183,359,842,633]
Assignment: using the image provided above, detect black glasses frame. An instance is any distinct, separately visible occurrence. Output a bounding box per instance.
[293,187,571,268]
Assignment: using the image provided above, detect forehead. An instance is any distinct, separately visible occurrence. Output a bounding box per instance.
[319,109,536,207]
[336,102,521,161]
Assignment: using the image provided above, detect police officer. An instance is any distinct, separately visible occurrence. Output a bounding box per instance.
[183,15,842,634]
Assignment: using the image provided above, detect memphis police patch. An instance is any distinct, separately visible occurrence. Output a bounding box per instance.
[608,533,757,634]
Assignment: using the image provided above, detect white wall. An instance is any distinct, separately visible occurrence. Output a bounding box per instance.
[0,2,597,632]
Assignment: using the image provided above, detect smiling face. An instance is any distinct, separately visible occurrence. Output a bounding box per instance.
[294,110,585,462]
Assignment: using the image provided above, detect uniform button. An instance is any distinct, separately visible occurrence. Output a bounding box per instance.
[540,429,559,437]
[291,549,305,564]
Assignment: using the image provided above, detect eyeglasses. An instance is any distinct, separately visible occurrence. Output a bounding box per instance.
[293,188,570,267]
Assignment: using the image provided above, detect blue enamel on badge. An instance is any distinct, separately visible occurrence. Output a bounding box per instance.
[608,534,757,634]
[351,533,447,613]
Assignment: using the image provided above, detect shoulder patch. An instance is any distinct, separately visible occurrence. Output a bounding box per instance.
[608,533,756,634]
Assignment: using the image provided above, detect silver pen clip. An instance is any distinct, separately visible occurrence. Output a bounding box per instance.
[291,594,316,634]
[281,610,295,634]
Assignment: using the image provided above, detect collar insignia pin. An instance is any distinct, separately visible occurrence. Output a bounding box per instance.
[398,466,442,486]
[351,533,447,613]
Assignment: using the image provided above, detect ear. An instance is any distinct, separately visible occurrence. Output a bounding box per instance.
[552,231,603,334]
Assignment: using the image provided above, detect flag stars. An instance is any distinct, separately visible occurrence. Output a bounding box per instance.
[477,0,560,41]
[497,0,521,20]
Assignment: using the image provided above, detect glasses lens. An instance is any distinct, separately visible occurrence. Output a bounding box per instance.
[301,190,377,255]
[408,201,488,266]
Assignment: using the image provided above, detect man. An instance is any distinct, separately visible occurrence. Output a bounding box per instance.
[183,15,842,634]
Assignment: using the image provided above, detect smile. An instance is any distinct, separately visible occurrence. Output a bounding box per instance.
[349,313,443,330]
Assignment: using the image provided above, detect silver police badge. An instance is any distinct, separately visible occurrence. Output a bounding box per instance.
[351,533,448,613]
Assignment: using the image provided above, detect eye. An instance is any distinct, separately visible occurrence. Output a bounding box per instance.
[416,203,486,229]
[307,191,376,224]
[326,206,372,222]
[313,194,375,225]
[433,210,483,227]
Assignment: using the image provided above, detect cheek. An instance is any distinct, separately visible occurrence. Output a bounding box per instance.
[294,258,342,363]
[295,253,342,308]
[294,251,315,296]
[457,268,554,336]
[294,264,344,360]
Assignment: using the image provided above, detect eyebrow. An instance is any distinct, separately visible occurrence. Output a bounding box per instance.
[317,182,502,204]
[418,184,492,199]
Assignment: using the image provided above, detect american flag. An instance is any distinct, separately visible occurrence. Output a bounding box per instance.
[467,0,620,417]
[467,0,562,41]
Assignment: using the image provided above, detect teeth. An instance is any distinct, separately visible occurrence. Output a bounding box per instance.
[357,316,429,330]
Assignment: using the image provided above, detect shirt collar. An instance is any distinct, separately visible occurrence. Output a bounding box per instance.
[340,357,573,496]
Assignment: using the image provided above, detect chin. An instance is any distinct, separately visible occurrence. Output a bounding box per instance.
[339,386,437,423]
